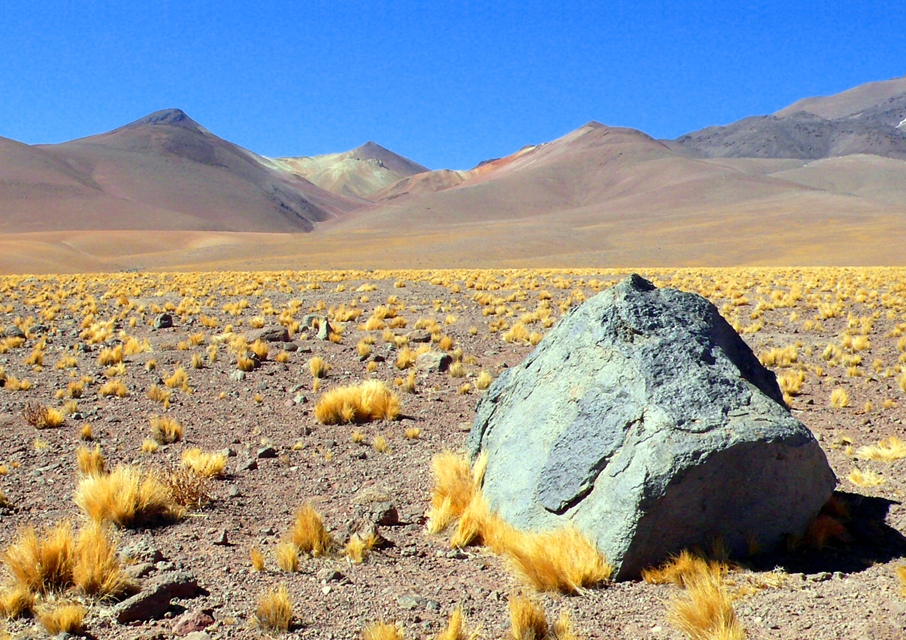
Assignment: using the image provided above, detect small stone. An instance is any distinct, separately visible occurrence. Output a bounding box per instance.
[321,585,332,595]
[257,446,278,459]
[172,609,215,636]
[229,370,246,382]
[237,457,258,472]
[809,571,831,582]
[247,327,290,343]
[407,330,432,343]
[416,352,452,373]
[212,530,230,546]
[316,568,346,583]
[227,486,241,498]
[283,342,299,352]
[154,313,173,330]
[113,571,199,623]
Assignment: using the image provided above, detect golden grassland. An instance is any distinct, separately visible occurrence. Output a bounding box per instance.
[1,266,906,637]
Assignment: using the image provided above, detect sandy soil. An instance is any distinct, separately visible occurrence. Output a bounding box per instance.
[0,267,904,639]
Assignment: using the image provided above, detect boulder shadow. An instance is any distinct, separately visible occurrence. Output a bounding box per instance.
[745,491,906,576]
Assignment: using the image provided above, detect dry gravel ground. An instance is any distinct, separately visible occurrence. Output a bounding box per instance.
[0,268,904,639]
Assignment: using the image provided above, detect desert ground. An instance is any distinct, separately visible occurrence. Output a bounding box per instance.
[0,267,904,639]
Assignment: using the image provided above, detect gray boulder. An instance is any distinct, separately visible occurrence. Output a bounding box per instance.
[467,274,835,579]
[247,326,290,343]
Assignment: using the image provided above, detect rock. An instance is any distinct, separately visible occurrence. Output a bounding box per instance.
[183,633,212,640]
[4,325,25,339]
[407,330,432,343]
[154,313,173,330]
[229,370,246,382]
[467,274,836,580]
[301,314,320,330]
[237,457,258,472]
[113,571,199,623]
[416,352,452,373]
[283,342,300,352]
[212,529,230,545]
[123,562,156,581]
[172,609,215,635]
[257,446,278,459]
[247,326,290,343]
[316,568,347,583]
[317,318,333,340]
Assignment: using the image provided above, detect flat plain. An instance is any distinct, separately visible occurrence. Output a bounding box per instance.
[0,267,904,639]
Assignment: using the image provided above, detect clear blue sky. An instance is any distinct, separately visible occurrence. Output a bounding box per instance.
[1,1,904,170]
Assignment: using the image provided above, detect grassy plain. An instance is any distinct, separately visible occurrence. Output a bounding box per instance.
[0,267,903,638]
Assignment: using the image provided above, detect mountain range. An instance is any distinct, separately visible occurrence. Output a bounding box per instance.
[2,76,906,273]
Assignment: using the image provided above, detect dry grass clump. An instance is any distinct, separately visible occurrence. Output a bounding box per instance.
[642,550,727,587]
[507,596,578,640]
[76,445,105,476]
[896,565,906,597]
[309,356,329,378]
[426,451,485,534]
[181,448,228,477]
[435,607,480,640]
[98,379,128,397]
[288,504,333,557]
[475,370,493,390]
[74,465,182,527]
[847,467,884,487]
[253,583,294,632]
[395,346,415,370]
[855,435,906,462]
[164,366,188,389]
[21,402,64,428]
[314,380,401,425]
[97,345,123,366]
[161,466,213,510]
[363,621,406,640]
[344,531,378,564]
[1,520,130,603]
[830,388,849,408]
[667,569,744,640]
[147,384,172,407]
[150,415,183,443]
[250,548,265,571]
[428,452,610,593]
[37,603,85,634]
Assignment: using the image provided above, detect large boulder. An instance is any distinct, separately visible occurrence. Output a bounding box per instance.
[467,274,836,579]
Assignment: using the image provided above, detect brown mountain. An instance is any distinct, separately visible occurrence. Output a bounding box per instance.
[272,141,429,200]
[673,76,906,160]
[0,109,356,234]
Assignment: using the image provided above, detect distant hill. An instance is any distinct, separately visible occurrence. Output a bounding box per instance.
[273,141,429,200]
[673,76,906,160]
[0,109,357,233]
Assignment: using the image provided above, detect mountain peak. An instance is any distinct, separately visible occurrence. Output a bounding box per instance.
[123,109,206,132]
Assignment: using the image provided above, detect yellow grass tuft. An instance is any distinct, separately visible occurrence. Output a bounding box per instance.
[181,448,227,477]
[426,451,484,534]
[0,583,34,619]
[275,540,300,572]
[150,415,183,443]
[249,339,270,360]
[499,525,613,593]
[855,436,906,462]
[1,521,74,594]
[846,467,884,487]
[309,356,329,378]
[344,531,378,564]
[74,465,181,527]
[250,547,265,571]
[508,596,548,640]
[395,346,415,370]
[99,379,129,397]
[896,565,906,597]
[253,583,294,632]
[141,439,159,454]
[22,402,64,429]
[434,607,480,640]
[76,444,105,476]
[288,504,333,557]
[373,435,388,453]
[642,550,727,587]
[829,388,849,408]
[314,380,401,425]
[97,345,124,366]
[165,366,188,389]
[37,603,85,635]
[72,521,131,597]
[475,370,493,390]
[363,621,406,640]
[667,570,744,640]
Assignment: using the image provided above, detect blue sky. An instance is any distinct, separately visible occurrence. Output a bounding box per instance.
[1,1,904,169]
